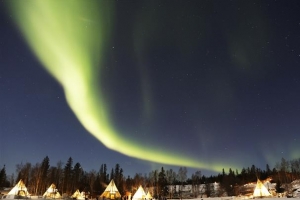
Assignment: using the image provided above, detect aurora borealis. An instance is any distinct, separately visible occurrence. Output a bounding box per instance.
[5,0,224,171]
[1,1,300,176]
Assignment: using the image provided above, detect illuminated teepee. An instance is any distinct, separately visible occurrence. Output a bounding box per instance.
[43,183,61,199]
[145,191,152,200]
[132,186,146,200]
[253,179,271,197]
[71,189,85,200]
[6,179,30,199]
[100,179,121,199]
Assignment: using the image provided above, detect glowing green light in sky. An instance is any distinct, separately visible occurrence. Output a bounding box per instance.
[7,0,235,172]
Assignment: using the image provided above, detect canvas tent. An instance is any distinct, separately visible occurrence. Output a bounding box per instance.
[100,179,121,199]
[71,189,85,200]
[253,179,271,197]
[43,184,61,199]
[6,179,30,199]
[145,191,152,200]
[132,186,146,200]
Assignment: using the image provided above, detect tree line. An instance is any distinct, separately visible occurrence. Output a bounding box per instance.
[1,156,300,198]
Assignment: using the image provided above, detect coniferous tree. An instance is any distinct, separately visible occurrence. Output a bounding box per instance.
[0,165,7,188]
[266,164,271,176]
[35,156,50,194]
[114,164,124,195]
[101,164,108,183]
[158,167,168,198]
[110,168,114,182]
[72,162,83,191]
[97,164,108,193]
[63,157,73,194]
[153,170,158,198]
[120,168,124,195]
[114,164,120,186]
[221,168,235,196]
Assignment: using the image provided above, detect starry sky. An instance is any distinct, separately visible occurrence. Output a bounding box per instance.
[1,0,300,178]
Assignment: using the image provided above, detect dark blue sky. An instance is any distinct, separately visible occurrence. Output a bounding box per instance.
[1,0,300,178]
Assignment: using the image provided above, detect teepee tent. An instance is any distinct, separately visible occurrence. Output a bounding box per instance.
[145,191,152,200]
[100,179,121,199]
[71,189,85,200]
[43,184,61,199]
[253,179,271,197]
[6,179,30,199]
[132,186,146,200]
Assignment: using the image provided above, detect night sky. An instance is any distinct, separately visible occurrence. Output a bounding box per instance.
[1,0,300,178]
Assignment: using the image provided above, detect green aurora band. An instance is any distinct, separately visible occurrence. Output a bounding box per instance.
[7,0,234,172]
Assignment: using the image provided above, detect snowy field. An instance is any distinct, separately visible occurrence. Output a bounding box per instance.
[0,196,300,200]
[168,198,298,200]
[1,198,298,200]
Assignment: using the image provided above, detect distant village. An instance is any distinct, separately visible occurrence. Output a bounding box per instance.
[1,156,300,199]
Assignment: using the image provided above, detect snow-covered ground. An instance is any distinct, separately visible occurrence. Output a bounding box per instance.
[0,197,298,200]
[169,198,297,200]
[1,179,300,199]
